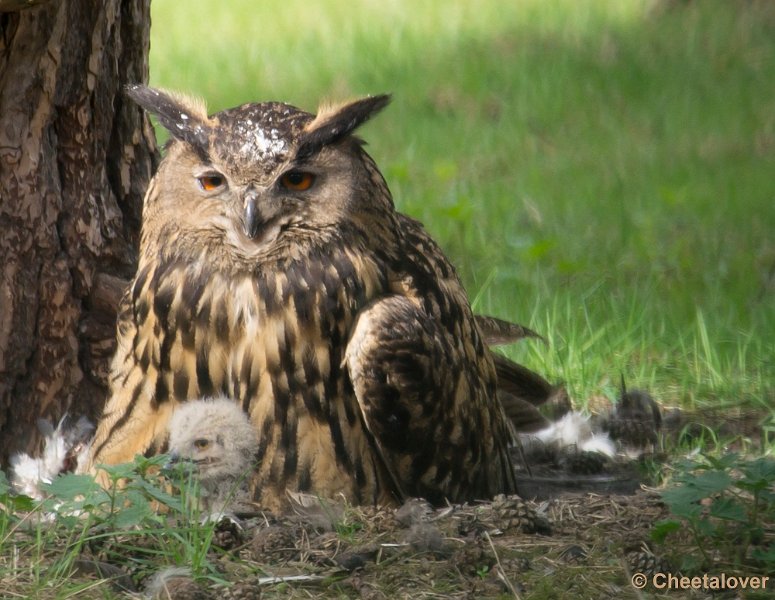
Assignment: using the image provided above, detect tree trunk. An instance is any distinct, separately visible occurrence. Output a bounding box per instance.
[0,0,156,465]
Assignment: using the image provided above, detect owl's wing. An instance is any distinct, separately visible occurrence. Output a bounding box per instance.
[344,295,516,505]
[475,314,546,346]
[490,352,554,407]
[491,350,576,433]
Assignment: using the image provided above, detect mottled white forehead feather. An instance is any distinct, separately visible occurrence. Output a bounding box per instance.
[234,119,288,162]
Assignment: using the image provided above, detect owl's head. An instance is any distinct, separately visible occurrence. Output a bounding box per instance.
[127,85,392,265]
[167,398,259,484]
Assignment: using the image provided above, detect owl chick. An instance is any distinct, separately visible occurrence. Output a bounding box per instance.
[605,376,662,455]
[166,398,258,512]
[85,86,527,510]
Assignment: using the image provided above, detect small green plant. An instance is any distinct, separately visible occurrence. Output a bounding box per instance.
[0,470,18,537]
[0,454,226,596]
[334,513,364,541]
[85,455,222,578]
[652,452,775,575]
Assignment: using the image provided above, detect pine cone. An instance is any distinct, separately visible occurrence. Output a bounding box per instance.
[355,504,398,535]
[455,511,487,538]
[145,568,213,600]
[220,580,262,600]
[212,518,245,551]
[452,539,495,576]
[626,549,672,578]
[491,495,551,534]
[250,525,299,562]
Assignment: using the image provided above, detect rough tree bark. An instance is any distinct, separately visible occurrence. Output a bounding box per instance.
[0,0,157,464]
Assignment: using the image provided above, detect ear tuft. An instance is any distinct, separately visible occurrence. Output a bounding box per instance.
[125,84,211,151]
[296,94,391,160]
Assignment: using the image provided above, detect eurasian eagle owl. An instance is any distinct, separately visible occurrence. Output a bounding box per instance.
[86,85,526,510]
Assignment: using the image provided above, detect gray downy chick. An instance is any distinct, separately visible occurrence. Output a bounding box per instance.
[167,398,259,514]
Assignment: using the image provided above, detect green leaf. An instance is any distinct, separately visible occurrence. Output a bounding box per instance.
[105,488,155,527]
[651,519,682,543]
[111,502,152,529]
[695,517,716,537]
[97,461,140,482]
[661,485,708,513]
[0,470,9,495]
[709,497,748,522]
[672,457,701,472]
[705,452,739,471]
[135,479,184,512]
[3,493,36,512]
[133,453,170,472]
[43,473,103,500]
[739,457,775,490]
[687,469,732,495]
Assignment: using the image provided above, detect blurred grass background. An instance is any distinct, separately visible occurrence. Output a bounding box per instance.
[149,0,774,411]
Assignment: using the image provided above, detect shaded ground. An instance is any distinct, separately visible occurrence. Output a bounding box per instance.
[2,404,772,599]
[4,487,765,600]
[218,490,672,600]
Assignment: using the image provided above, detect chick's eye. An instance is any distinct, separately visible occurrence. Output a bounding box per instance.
[197,173,225,192]
[280,171,315,192]
[193,439,210,450]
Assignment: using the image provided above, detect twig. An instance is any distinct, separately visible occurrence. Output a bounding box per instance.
[257,574,329,585]
[484,531,521,600]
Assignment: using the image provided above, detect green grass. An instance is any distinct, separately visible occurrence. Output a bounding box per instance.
[149,0,775,409]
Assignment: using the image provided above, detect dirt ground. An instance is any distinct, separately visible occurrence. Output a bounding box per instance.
[218,489,673,600]
[4,406,772,599]
[4,472,772,599]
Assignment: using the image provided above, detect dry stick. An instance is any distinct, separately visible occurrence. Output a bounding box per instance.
[484,531,521,600]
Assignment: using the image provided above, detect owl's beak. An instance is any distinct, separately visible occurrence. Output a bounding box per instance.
[243,190,260,239]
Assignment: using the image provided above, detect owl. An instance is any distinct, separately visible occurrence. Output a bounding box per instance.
[166,397,258,512]
[605,376,662,454]
[85,85,542,510]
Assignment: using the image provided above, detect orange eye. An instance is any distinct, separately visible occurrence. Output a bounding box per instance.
[197,173,225,192]
[280,171,315,192]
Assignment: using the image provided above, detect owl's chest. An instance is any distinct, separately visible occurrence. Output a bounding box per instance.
[143,251,387,409]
